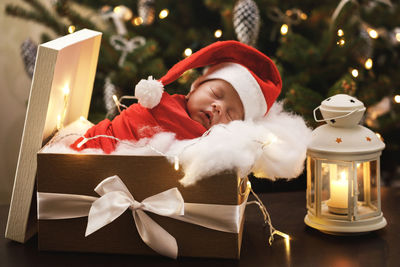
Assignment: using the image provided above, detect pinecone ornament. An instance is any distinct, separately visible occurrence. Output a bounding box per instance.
[20,39,38,78]
[138,0,155,25]
[233,0,260,47]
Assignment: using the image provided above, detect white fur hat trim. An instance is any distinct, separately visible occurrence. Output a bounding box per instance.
[191,62,267,120]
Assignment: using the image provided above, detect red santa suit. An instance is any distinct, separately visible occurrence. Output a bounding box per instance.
[70,92,207,154]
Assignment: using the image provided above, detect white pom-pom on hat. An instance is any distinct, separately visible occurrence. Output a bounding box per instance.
[134,76,164,109]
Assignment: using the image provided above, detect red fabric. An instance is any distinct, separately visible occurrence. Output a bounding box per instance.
[70,93,207,154]
[160,40,282,114]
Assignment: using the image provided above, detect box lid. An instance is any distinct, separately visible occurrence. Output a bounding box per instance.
[5,29,102,242]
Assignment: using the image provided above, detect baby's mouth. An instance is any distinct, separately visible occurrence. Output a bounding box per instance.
[204,110,213,127]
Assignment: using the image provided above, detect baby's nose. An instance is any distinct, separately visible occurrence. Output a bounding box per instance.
[212,103,223,114]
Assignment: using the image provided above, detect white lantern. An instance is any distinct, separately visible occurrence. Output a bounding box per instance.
[304,94,387,234]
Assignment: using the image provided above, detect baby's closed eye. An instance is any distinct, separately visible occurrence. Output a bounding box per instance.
[210,87,222,98]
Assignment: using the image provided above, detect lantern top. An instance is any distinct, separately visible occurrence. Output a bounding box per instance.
[309,94,385,159]
[315,94,366,128]
[321,94,364,112]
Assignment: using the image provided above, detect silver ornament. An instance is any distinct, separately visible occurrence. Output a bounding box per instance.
[104,76,117,118]
[138,0,155,26]
[233,0,260,46]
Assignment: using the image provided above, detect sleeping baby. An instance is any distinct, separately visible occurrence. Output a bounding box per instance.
[70,40,282,153]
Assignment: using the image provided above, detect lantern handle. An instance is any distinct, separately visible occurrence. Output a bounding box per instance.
[313,106,360,122]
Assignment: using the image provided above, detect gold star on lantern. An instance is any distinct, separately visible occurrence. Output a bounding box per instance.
[336,138,342,143]
[366,137,372,142]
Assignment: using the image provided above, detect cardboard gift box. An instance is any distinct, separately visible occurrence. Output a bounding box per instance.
[6,29,249,259]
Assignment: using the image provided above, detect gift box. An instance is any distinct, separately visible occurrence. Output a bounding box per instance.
[6,29,249,259]
[37,151,248,258]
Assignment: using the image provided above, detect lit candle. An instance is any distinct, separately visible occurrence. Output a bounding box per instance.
[327,166,349,213]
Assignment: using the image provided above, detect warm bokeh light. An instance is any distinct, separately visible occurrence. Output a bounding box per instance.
[132,17,143,26]
[159,9,169,19]
[368,28,378,39]
[337,39,345,46]
[214,29,222,38]
[365,58,373,69]
[68,25,76,34]
[337,29,344,37]
[184,48,192,57]
[394,95,400,103]
[113,5,133,21]
[113,6,122,14]
[280,24,289,35]
[351,69,359,78]
[300,12,307,20]
[396,33,400,42]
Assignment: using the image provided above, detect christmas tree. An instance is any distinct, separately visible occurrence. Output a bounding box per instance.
[6,0,400,188]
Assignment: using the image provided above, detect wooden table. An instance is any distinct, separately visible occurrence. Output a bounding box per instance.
[1,188,399,267]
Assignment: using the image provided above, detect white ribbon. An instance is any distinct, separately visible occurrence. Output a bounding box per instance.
[110,35,146,67]
[38,175,248,259]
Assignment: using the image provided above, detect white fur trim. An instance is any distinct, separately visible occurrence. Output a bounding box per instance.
[192,63,267,120]
[134,76,164,109]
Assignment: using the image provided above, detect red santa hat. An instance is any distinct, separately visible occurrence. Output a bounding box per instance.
[135,40,282,120]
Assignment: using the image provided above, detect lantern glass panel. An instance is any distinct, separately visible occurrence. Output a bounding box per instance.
[320,161,351,220]
[307,156,316,215]
[355,160,379,219]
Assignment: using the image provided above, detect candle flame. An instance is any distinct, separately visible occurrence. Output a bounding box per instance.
[77,137,88,148]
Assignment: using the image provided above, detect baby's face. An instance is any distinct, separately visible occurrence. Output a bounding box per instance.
[186,79,244,129]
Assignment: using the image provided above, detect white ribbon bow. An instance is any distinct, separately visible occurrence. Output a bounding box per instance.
[110,35,146,67]
[85,175,184,259]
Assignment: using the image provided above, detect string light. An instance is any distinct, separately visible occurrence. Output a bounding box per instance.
[300,12,307,20]
[159,9,169,19]
[365,58,373,70]
[174,156,180,171]
[214,29,222,38]
[247,186,290,246]
[368,28,378,39]
[183,48,192,57]
[351,69,359,78]
[132,17,143,26]
[112,95,122,113]
[337,29,344,37]
[56,115,62,130]
[375,132,383,141]
[396,33,400,42]
[68,25,76,34]
[62,85,70,96]
[394,95,400,103]
[280,24,289,35]
[58,85,71,130]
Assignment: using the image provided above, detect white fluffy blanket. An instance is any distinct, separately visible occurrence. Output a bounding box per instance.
[42,102,312,186]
